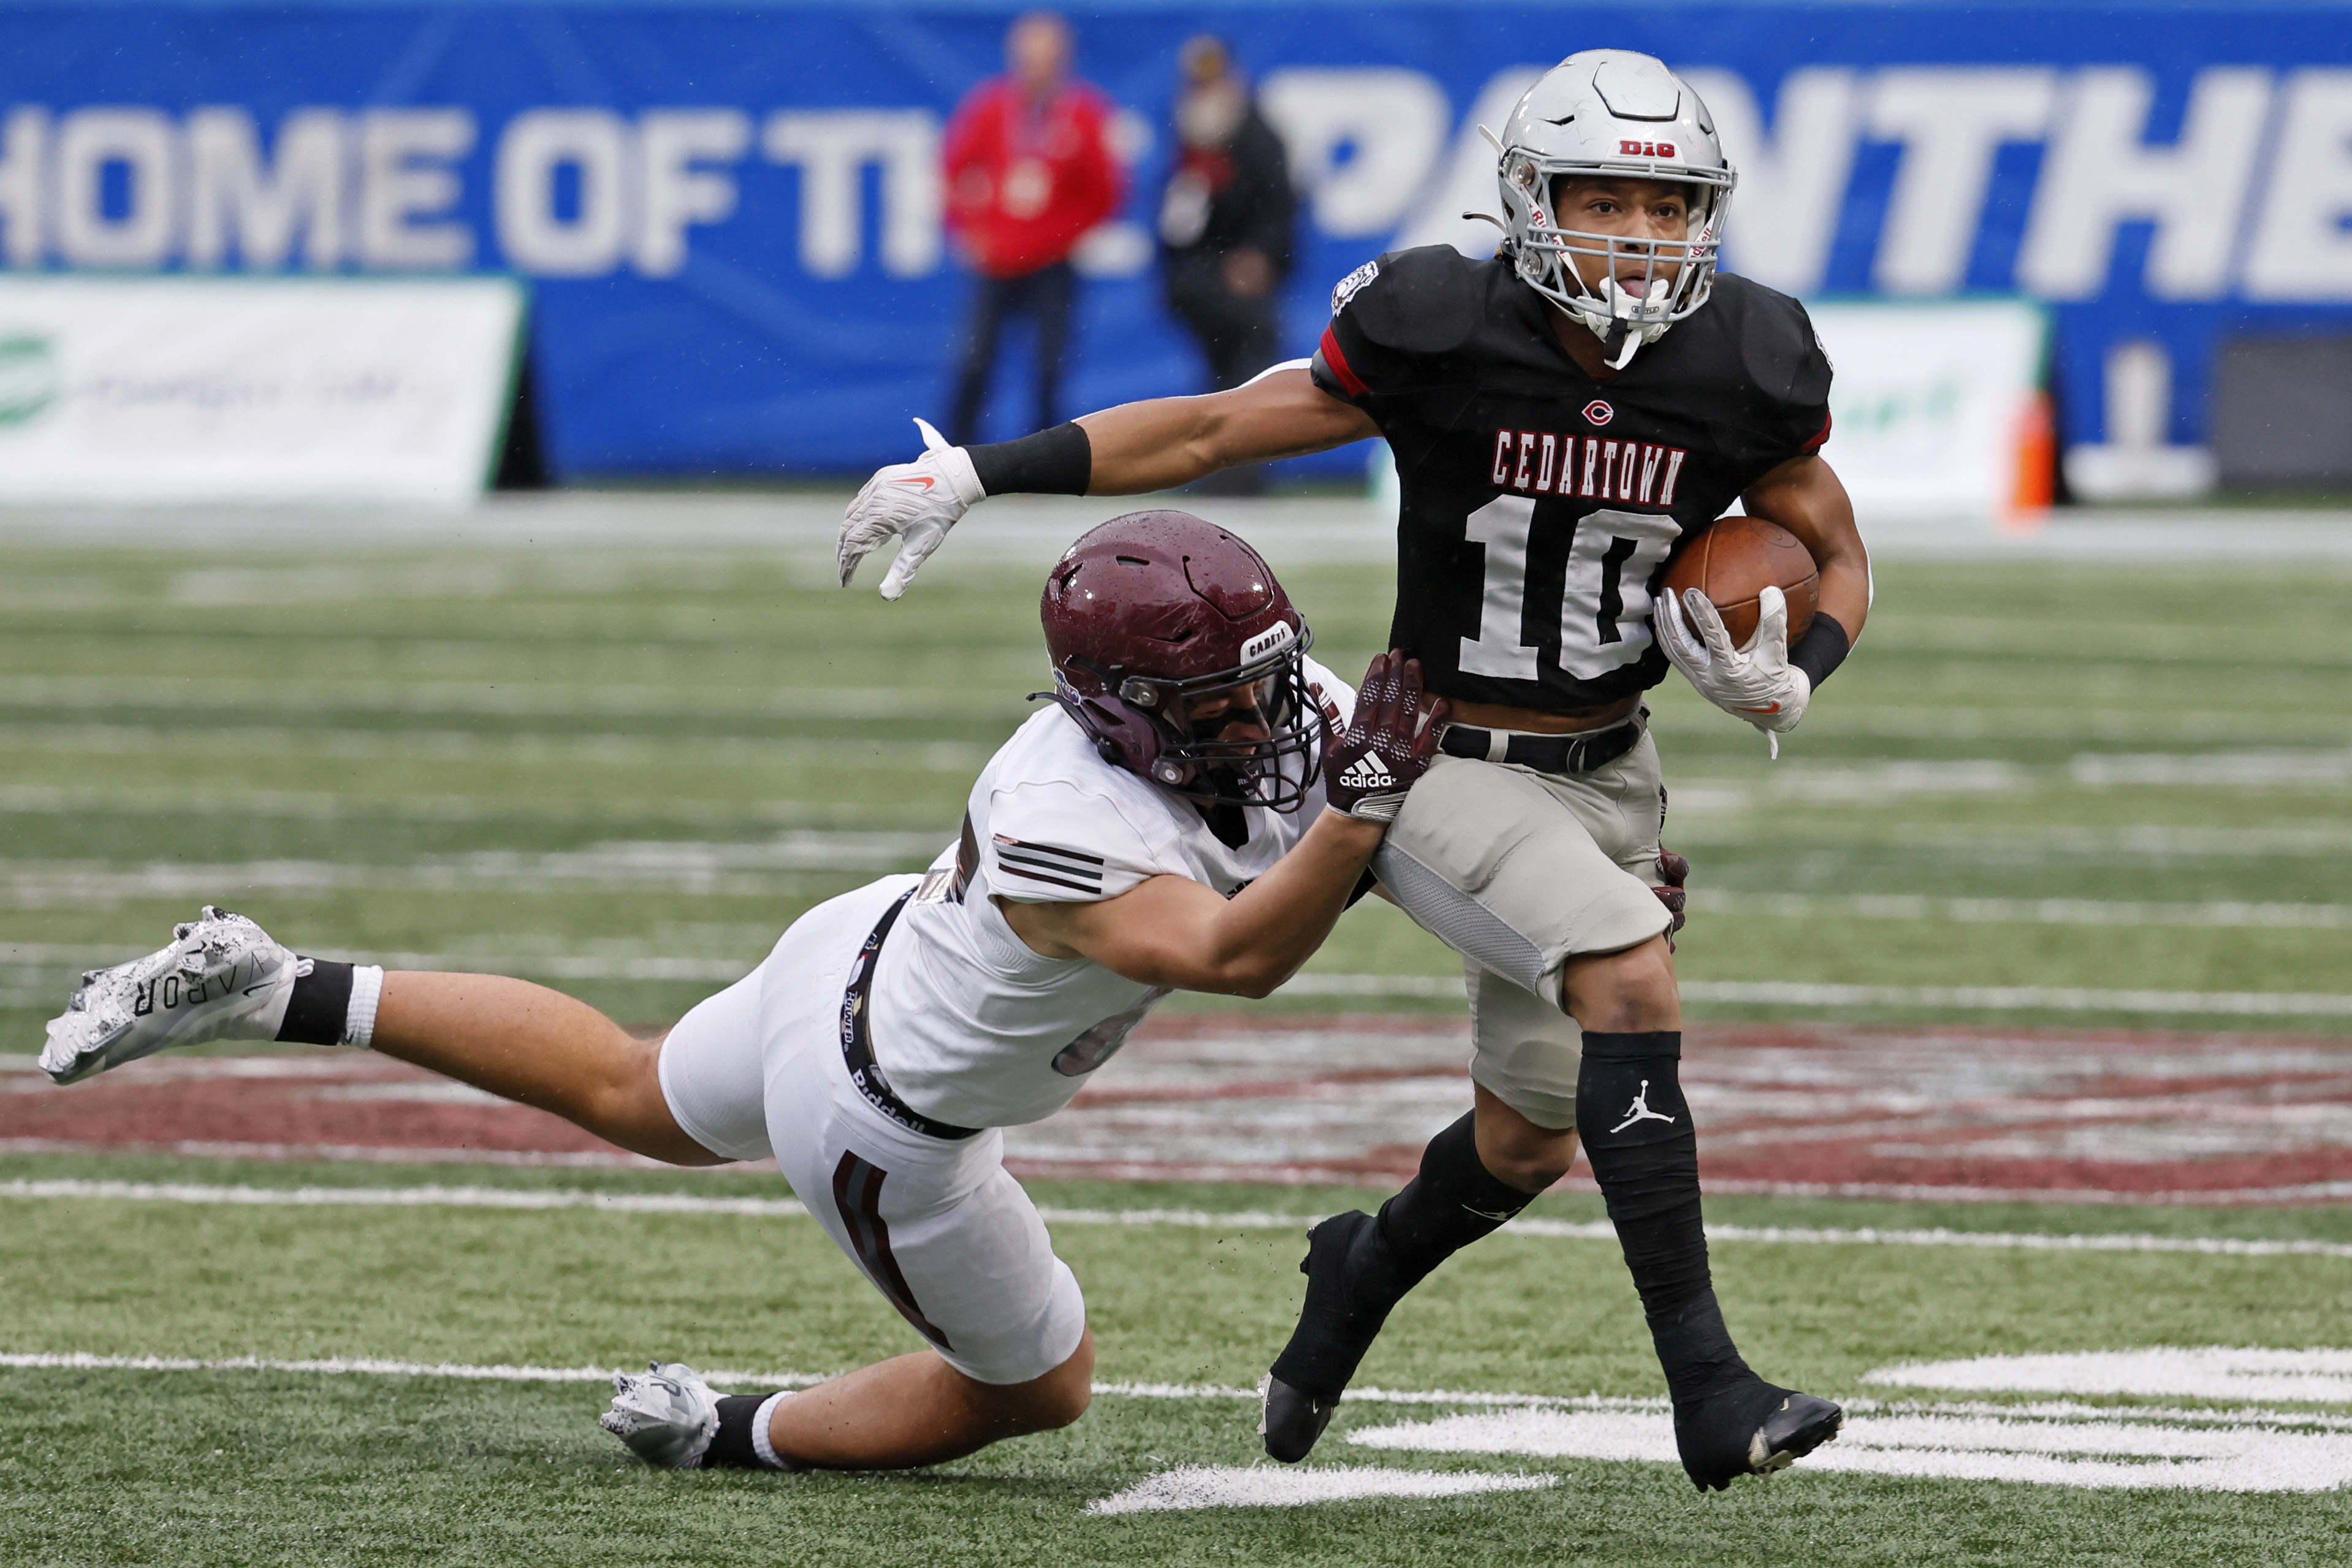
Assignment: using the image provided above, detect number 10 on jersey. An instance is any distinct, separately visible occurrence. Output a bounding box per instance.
[1460,499,1681,682]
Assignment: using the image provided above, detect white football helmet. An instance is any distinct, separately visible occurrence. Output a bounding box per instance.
[1493,50,1735,367]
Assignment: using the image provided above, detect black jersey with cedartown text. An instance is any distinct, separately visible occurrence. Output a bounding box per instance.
[1311,246,1832,714]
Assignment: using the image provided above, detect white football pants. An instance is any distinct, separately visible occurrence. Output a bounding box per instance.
[657,876,1087,1387]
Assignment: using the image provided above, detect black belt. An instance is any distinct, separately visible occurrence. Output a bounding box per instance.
[840,889,981,1141]
[1438,714,1643,775]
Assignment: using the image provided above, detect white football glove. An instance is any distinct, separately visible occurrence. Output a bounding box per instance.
[600,1361,719,1468]
[839,417,986,600]
[1656,584,1811,756]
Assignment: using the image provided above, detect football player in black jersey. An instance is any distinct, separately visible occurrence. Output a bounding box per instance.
[840,48,1865,1492]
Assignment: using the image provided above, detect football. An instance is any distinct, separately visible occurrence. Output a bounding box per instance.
[1661,515,1820,649]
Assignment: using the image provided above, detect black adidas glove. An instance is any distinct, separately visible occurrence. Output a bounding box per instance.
[1323,650,1447,823]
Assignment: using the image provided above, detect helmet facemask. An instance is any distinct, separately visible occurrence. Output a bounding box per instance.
[1485,50,1738,370]
[1047,627,1325,813]
[1502,158,1731,370]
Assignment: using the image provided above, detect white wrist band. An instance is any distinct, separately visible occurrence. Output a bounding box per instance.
[342,965,384,1049]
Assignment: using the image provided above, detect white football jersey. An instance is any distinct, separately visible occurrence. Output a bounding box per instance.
[868,658,1355,1129]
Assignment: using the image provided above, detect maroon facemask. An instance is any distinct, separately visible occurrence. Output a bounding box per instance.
[1038,510,1323,812]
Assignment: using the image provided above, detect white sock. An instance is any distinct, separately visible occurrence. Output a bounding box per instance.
[748,1391,792,1470]
[342,965,384,1049]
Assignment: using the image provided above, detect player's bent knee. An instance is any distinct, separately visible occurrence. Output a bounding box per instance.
[983,1329,1094,1433]
[588,1030,730,1168]
[1484,1143,1574,1193]
[1030,1373,1092,1431]
[1474,1111,1578,1193]
[1559,935,1679,1032]
[1035,1330,1097,1428]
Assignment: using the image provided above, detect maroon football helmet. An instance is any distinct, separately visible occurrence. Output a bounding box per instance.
[1039,510,1323,811]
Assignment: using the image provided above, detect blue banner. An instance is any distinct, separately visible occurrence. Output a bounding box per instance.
[3,2,2348,486]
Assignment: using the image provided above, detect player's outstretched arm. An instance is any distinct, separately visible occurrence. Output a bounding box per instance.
[1001,652,1442,997]
[839,370,1377,598]
[1073,367,1378,495]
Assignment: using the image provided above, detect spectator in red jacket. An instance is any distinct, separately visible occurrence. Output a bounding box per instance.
[942,12,1125,444]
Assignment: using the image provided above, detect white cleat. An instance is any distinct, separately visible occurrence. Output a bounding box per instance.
[39,906,299,1086]
[601,1361,720,1469]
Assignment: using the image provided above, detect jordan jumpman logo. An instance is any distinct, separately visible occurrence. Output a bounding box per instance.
[1609,1079,1678,1135]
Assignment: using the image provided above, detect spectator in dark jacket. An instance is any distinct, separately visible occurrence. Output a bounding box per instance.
[1157,37,1296,493]
[942,11,1125,444]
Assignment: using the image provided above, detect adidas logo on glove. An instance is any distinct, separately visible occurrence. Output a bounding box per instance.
[1337,754,1395,791]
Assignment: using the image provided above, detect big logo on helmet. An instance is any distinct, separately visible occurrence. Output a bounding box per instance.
[1617,140,1677,158]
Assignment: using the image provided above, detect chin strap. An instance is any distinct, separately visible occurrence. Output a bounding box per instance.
[1588,276,1672,370]
[1602,321,1640,370]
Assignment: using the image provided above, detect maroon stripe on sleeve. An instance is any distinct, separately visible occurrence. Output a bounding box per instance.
[1802,409,1832,454]
[1317,325,1368,398]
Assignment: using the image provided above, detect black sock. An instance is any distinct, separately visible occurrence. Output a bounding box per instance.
[274,959,352,1046]
[704,1393,785,1469]
[1575,1030,1751,1407]
[1376,1110,1538,1288]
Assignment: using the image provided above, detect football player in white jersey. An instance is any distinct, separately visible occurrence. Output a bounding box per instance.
[38,511,1448,1475]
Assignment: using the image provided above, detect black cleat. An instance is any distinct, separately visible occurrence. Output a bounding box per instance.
[1258,1376,1338,1465]
[1673,1379,1843,1491]
[1261,1210,1408,1464]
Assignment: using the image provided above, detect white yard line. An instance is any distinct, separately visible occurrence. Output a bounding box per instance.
[0,945,758,984]
[0,1137,672,1169]
[1865,1347,2352,1404]
[2071,752,2352,788]
[0,676,1017,723]
[1677,981,2352,1016]
[1084,1465,1556,1514]
[1685,891,2352,929]
[0,723,990,767]
[1662,822,2352,856]
[1695,1176,2352,1206]
[0,1350,769,1384]
[1345,1404,2352,1493]
[0,834,948,905]
[0,783,870,829]
[5,1178,2350,1259]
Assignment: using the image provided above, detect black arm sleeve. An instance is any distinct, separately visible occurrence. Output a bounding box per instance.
[967,421,1092,497]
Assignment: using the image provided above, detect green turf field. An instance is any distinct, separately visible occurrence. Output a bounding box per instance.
[4,520,2352,1562]
[3,1154,2351,1564]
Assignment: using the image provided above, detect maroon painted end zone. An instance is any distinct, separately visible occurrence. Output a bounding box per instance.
[8,1016,2352,1204]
